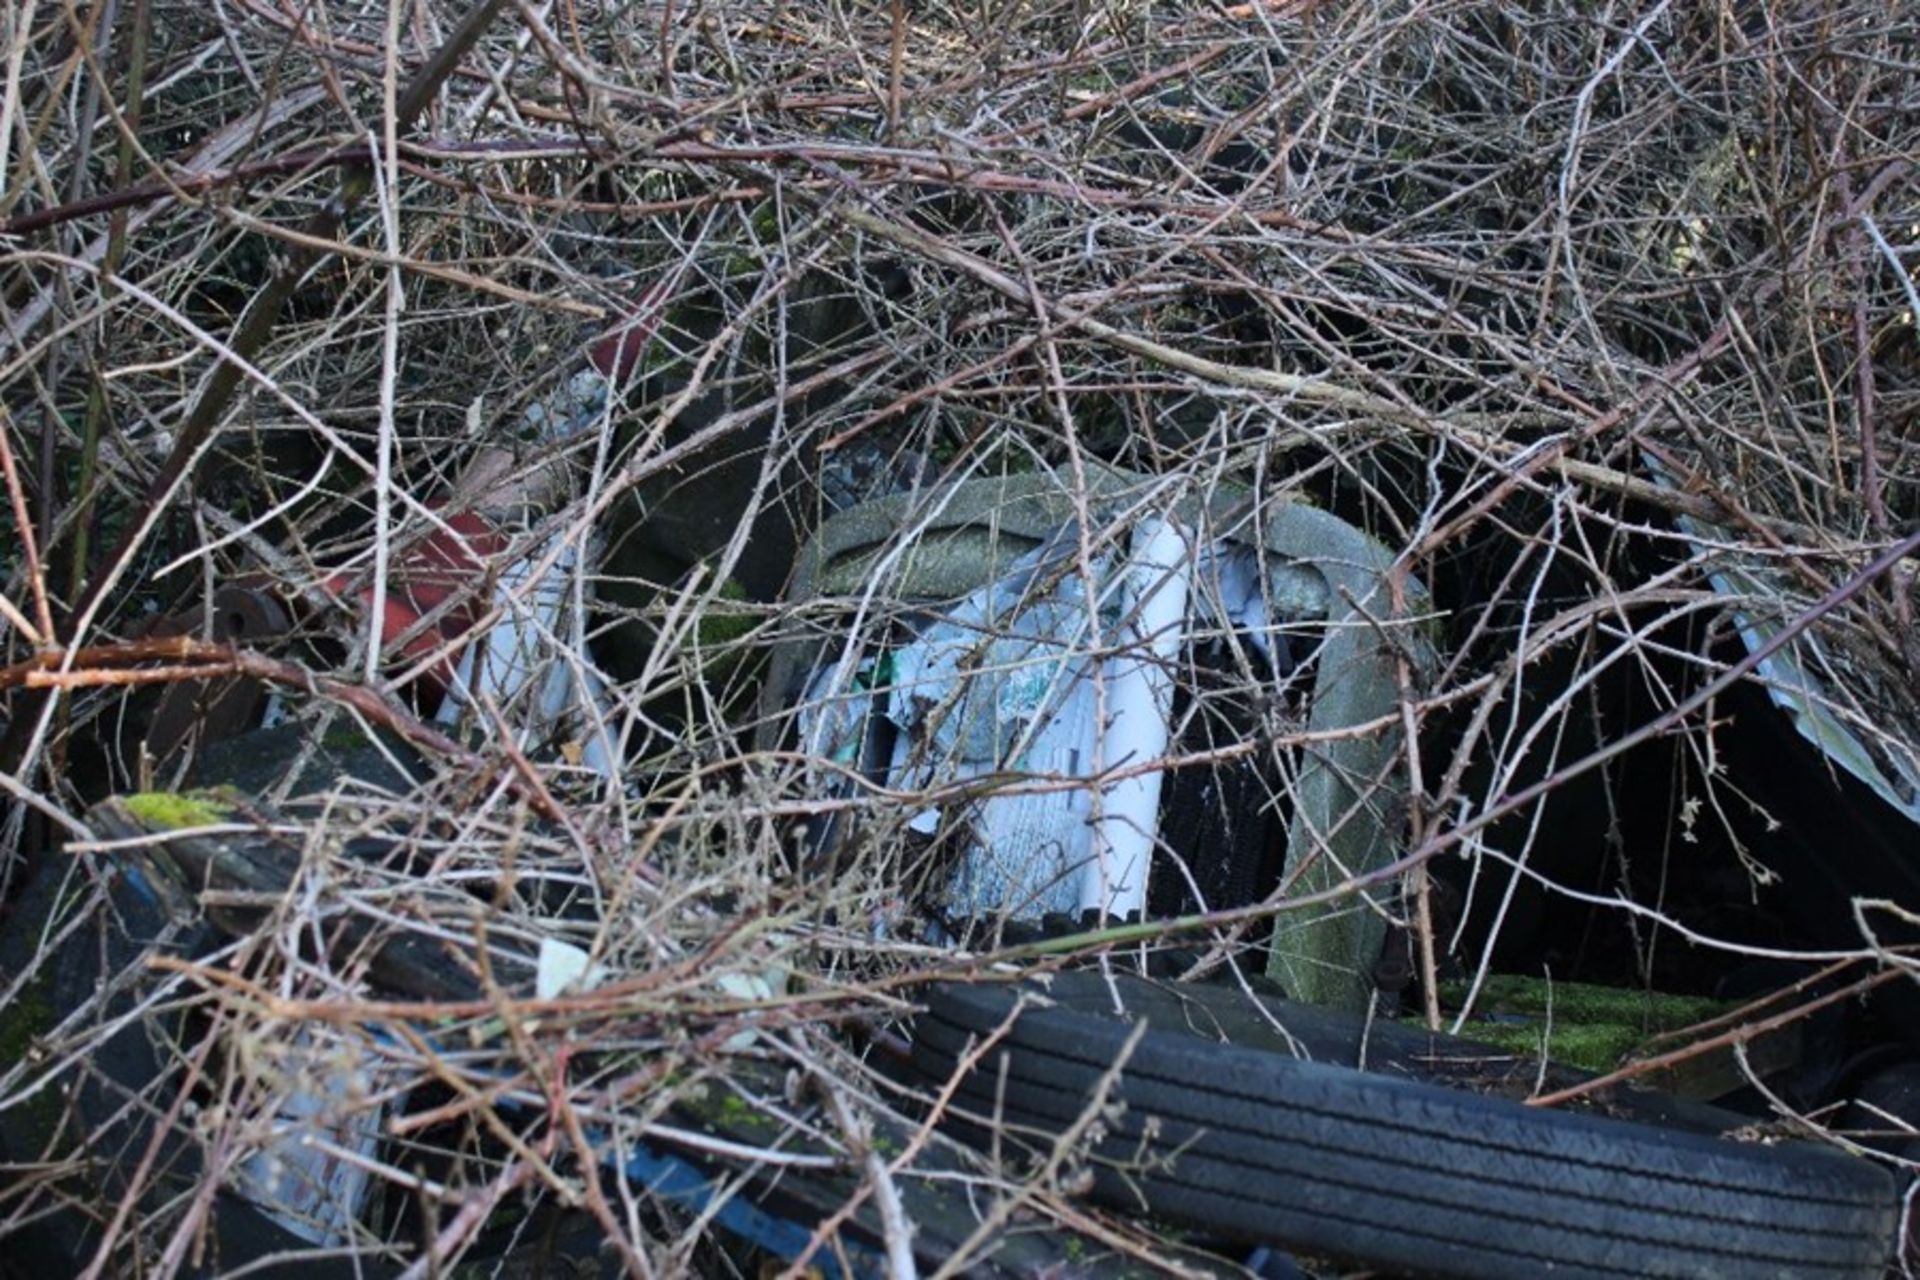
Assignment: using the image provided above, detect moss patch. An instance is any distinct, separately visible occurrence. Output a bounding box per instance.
[0,972,52,1064]
[709,1086,780,1137]
[694,573,755,649]
[1445,975,1733,1075]
[121,787,238,830]
[321,723,372,751]
[1456,1019,1643,1075]
[1457,974,1727,1029]
[0,971,65,1138]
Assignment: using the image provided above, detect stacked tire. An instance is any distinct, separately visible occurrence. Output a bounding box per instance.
[910,973,1899,1279]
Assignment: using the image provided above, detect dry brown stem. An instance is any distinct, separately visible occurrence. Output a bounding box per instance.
[2,1,1917,1273]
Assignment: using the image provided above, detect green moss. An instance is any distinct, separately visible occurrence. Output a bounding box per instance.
[749,200,781,243]
[0,972,66,1137]
[694,573,754,650]
[1459,1019,1643,1075]
[718,204,784,279]
[1453,975,1726,1031]
[121,787,238,829]
[321,723,371,751]
[1445,975,1734,1075]
[710,1088,779,1135]
[0,973,52,1064]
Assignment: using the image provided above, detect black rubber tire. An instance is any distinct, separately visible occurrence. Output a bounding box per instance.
[910,973,1899,1280]
[0,861,397,1278]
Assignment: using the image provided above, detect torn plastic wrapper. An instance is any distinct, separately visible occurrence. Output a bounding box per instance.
[433,531,617,778]
[318,274,671,774]
[1646,453,1920,826]
[1095,518,1196,917]
[321,365,622,777]
[231,1031,388,1249]
[799,520,1326,923]
[885,526,1109,920]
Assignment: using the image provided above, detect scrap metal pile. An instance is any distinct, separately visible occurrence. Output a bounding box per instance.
[0,1,1916,1275]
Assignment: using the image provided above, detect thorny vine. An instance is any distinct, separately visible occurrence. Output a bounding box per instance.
[1,0,1918,1274]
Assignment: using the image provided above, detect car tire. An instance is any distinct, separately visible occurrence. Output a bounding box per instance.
[909,972,1899,1280]
[0,861,395,1278]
